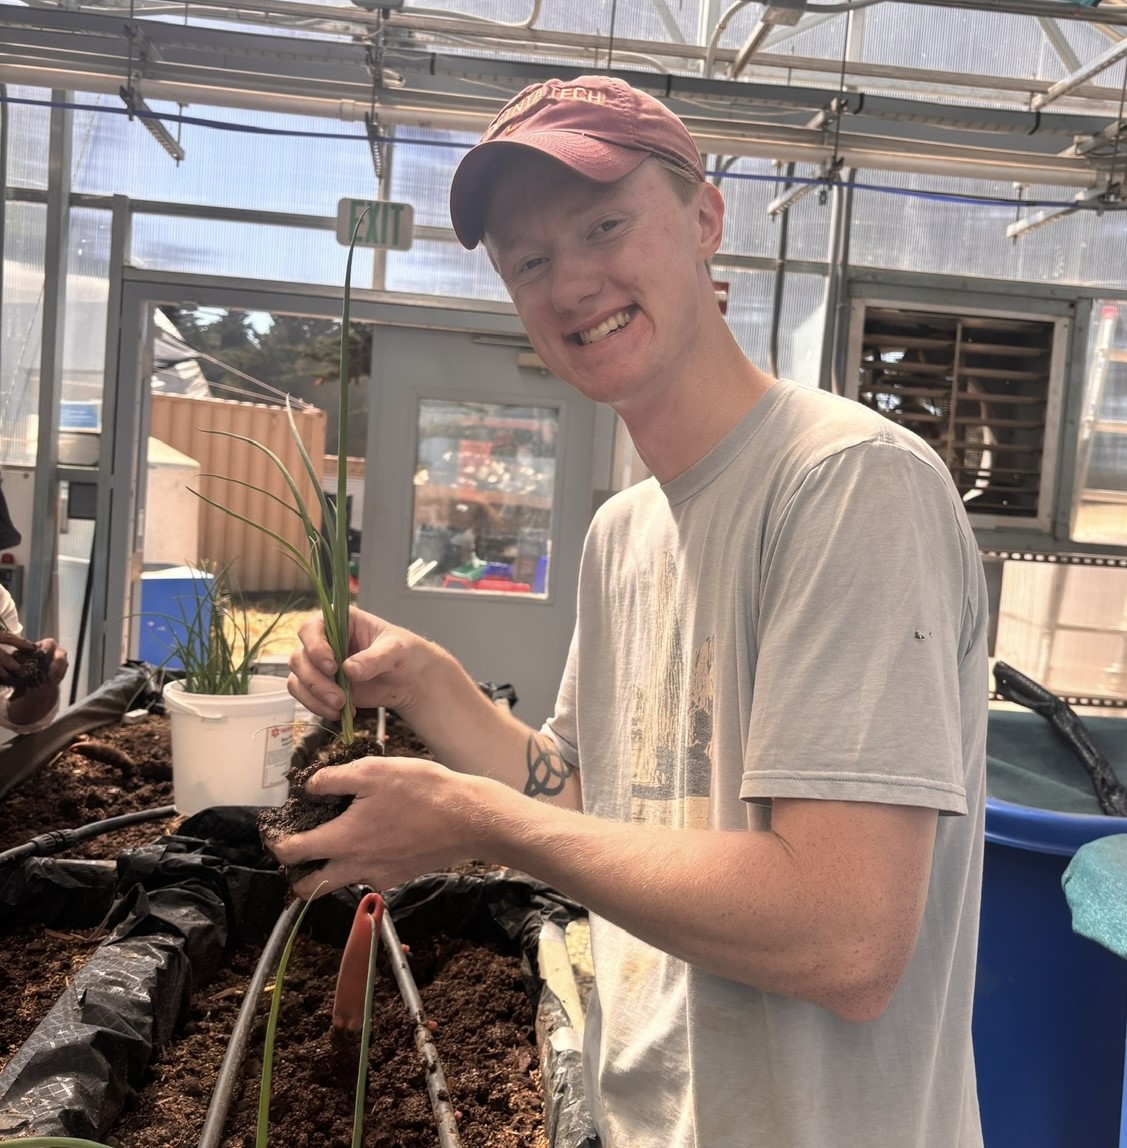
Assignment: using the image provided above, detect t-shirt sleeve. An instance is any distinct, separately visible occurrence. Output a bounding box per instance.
[741,441,972,814]
[544,621,581,770]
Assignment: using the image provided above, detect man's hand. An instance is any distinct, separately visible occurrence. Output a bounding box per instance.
[268,754,483,899]
[287,606,447,722]
[0,628,37,687]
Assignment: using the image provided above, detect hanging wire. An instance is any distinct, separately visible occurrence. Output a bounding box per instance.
[364,16,386,185]
[604,0,619,73]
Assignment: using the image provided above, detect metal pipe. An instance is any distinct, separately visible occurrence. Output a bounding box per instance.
[26,91,70,642]
[93,194,130,689]
[703,0,753,78]
[0,75,1103,188]
[5,30,1127,116]
[768,162,795,380]
[829,172,856,397]
[1036,16,1082,72]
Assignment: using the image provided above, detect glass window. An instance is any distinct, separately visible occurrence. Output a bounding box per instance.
[1071,301,1127,547]
[408,399,558,598]
[992,557,1127,706]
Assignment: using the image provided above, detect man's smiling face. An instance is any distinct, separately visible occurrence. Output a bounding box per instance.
[482,152,721,413]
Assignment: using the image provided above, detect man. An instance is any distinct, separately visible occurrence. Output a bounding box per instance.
[276,75,988,1147]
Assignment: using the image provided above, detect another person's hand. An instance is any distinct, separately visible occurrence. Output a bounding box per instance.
[0,629,35,687]
[0,633,68,727]
[287,606,447,722]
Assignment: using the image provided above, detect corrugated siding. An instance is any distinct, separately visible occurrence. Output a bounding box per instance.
[150,394,327,592]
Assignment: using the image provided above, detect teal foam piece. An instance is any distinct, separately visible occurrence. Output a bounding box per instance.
[1062,833,1127,961]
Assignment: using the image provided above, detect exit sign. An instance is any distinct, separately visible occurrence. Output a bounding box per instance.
[336,198,415,250]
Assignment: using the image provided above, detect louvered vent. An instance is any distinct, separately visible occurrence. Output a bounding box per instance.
[856,307,1054,519]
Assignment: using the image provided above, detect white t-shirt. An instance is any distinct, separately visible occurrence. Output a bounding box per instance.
[547,380,987,1148]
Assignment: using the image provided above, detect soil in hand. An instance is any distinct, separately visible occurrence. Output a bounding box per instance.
[258,710,433,883]
[0,643,51,698]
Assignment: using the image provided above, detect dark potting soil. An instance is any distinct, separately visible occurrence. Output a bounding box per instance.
[258,709,437,884]
[0,712,182,857]
[111,929,546,1148]
[0,643,51,698]
[0,922,109,1074]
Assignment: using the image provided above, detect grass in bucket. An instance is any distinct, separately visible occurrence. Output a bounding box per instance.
[157,561,294,696]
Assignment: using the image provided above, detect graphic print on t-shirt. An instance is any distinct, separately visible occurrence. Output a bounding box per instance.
[629,551,714,828]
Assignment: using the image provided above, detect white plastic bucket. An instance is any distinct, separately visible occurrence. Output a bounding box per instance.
[163,675,296,815]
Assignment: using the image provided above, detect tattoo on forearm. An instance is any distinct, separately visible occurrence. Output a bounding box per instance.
[523,734,573,798]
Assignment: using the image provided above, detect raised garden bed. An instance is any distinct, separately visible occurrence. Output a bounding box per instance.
[0,670,595,1147]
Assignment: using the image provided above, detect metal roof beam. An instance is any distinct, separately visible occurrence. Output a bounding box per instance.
[1031,34,1127,109]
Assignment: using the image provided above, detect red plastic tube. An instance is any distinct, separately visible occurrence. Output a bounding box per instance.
[331,890,386,1037]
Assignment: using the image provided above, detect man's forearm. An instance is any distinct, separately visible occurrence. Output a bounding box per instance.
[461,781,933,1023]
[397,650,581,809]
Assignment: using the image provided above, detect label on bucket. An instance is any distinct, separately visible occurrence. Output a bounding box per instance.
[262,723,294,789]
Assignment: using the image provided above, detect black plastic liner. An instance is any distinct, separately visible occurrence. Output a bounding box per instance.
[0,811,286,1141]
[0,856,118,931]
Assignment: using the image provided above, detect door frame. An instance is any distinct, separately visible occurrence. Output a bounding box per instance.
[111,269,615,690]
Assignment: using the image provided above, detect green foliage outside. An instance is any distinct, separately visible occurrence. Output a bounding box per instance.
[162,307,372,457]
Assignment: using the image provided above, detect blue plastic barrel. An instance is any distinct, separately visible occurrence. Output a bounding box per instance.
[974,795,1127,1148]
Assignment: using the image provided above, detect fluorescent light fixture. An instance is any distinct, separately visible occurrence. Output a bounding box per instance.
[731,0,806,78]
[1005,184,1120,240]
[120,86,185,162]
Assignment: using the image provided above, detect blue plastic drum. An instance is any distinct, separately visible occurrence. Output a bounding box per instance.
[974,794,1127,1148]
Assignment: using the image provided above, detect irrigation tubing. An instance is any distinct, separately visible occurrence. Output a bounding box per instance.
[0,805,178,865]
[381,910,464,1148]
[197,896,306,1148]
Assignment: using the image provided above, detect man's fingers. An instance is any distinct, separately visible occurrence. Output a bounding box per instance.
[0,631,34,652]
[299,760,382,798]
[295,616,339,676]
[286,670,347,722]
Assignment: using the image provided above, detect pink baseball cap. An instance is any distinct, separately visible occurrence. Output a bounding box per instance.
[449,75,705,249]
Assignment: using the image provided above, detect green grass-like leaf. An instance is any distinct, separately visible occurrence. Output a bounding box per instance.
[191,208,371,743]
[142,562,289,695]
[351,900,381,1148]
[256,888,324,1148]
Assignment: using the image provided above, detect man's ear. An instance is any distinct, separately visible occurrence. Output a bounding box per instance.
[697,182,725,260]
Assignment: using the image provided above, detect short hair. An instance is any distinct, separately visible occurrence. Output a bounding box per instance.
[654,156,704,205]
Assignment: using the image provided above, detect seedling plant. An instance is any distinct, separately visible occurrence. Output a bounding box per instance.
[192,215,370,746]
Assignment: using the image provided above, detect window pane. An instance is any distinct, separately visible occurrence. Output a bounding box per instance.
[409,399,557,598]
[1071,301,1127,546]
